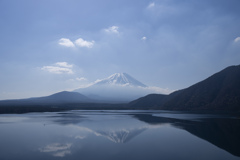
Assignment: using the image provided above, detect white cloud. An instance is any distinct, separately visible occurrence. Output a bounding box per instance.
[76,77,87,81]
[94,79,102,83]
[234,37,240,43]
[104,26,119,34]
[145,86,174,95]
[146,2,177,16]
[141,36,147,40]
[59,37,95,48]
[41,62,74,74]
[67,77,87,82]
[75,38,94,48]
[41,66,73,74]
[59,38,75,47]
[55,62,73,68]
[147,2,155,9]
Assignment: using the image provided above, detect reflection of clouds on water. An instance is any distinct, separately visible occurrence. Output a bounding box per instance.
[1,111,239,159]
[35,111,178,146]
[0,116,29,123]
[44,112,166,144]
[39,111,177,146]
[53,150,71,157]
[75,135,86,139]
[39,143,72,157]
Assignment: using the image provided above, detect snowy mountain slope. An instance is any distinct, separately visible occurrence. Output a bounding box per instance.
[93,73,147,87]
[74,73,171,102]
[74,73,151,102]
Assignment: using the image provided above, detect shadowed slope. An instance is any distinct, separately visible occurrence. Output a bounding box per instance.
[129,65,240,111]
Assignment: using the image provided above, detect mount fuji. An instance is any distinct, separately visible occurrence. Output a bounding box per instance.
[74,73,157,102]
[93,73,147,87]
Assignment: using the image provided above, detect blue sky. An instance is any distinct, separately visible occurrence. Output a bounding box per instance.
[0,0,240,99]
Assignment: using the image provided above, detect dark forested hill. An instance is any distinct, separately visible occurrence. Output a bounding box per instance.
[0,91,93,106]
[129,65,240,111]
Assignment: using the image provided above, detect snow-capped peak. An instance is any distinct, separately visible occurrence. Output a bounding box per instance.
[93,73,147,87]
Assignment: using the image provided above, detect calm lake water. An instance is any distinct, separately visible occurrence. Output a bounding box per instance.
[0,110,239,160]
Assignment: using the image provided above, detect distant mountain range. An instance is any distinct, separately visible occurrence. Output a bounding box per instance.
[0,64,240,112]
[74,73,154,102]
[0,91,92,105]
[0,73,153,105]
[92,73,147,87]
[129,65,240,111]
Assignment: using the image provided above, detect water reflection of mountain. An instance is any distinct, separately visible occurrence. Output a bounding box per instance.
[95,128,146,143]
[133,114,240,157]
[47,112,148,143]
[50,112,86,125]
[45,111,240,156]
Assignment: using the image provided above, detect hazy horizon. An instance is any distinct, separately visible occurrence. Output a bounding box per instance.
[1,0,240,100]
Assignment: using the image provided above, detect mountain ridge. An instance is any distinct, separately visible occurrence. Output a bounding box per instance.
[129,64,240,111]
[74,72,151,102]
[93,73,147,87]
[0,91,94,105]
[1,65,240,112]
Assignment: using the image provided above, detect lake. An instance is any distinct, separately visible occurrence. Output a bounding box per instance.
[0,110,239,160]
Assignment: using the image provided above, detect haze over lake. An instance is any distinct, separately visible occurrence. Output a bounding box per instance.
[0,110,239,160]
[1,1,240,159]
